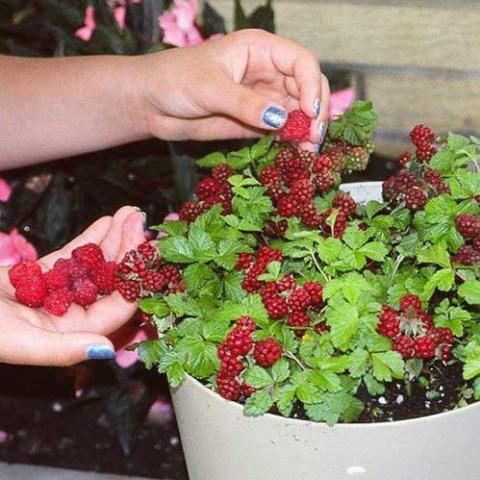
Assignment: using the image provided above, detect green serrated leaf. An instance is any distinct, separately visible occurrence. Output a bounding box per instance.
[244,390,274,416]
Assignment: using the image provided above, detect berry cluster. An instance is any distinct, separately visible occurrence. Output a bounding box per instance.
[377,294,454,362]
[451,214,480,266]
[178,163,234,222]
[260,145,357,237]
[116,242,182,302]
[9,243,116,316]
[382,125,446,211]
[216,316,257,401]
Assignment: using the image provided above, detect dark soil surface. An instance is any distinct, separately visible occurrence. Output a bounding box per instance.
[0,365,188,480]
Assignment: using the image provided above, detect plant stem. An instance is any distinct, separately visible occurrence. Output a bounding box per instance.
[311,253,330,283]
[285,351,306,372]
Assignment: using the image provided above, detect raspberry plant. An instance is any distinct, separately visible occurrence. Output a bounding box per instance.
[135,102,480,425]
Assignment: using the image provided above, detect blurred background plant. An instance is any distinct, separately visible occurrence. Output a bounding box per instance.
[0,0,355,460]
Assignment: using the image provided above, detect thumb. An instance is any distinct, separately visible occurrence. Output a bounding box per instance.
[211,80,287,131]
[1,323,115,366]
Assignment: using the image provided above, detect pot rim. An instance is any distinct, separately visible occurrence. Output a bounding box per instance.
[177,374,480,429]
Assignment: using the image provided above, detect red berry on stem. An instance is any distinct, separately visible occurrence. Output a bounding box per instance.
[277,195,299,218]
[416,144,437,163]
[414,336,436,359]
[393,336,416,359]
[332,193,357,218]
[405,187,427,211]
[253,338,282,367]
[455,214,480,239]
[410,124,435,147]
[377,305,400,338]
[400,294,422,313]
[216,373,241,401]
[279,109,310,142]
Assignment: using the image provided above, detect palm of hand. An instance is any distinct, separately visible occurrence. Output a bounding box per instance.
[0,206,145,366]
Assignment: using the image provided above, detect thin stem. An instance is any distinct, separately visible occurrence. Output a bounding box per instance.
[389,254,405,288]
[285,351,306,372]
[311,253,330,283]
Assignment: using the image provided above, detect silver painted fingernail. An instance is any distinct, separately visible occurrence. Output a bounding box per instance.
[314,99,321,118]
[86,344,116,360]
[318,122,328,143]
[261,106,287,129]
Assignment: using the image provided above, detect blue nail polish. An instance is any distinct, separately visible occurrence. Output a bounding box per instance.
[314,99,321,118]
[262,106,287,129]
[86,344,116,360]
[318,122,328,143]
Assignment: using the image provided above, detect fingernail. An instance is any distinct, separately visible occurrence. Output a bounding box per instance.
[314,143,321,153]
[261,106,287,129]
[132,206,142,212]
[314,99,321,118]
[86,344,116,360]
[318,122,328,143]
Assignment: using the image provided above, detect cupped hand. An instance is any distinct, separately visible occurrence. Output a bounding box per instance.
[133,29,330,148]
[0,206,146,367]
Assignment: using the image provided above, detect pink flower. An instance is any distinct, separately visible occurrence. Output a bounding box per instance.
[75,6,96,42]
[0,177,12,202]
[0,229,37,267]
[329,88,355,120]
[111,319,157,368]
[114,6,127,29]
[158,0,203,47]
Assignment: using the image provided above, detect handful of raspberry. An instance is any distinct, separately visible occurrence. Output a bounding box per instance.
[8,243,116,316]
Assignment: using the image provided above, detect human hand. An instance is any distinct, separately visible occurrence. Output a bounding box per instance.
[0,206,146,366]
[131,29,330,148]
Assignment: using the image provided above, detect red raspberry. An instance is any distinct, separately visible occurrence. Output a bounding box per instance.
[298,203,320,228]
[314,172,334,192]
[15,276,48,308]
[452,245,480,265]
[400,294,422,313]
[314,322,329,334]
[236,316,256,333]
[264,294,288,319]
[414,336,436,359]
[287,311,310,336]
[220,356,244,377]
[72,278,98,306]
[332,193,356,218]
[267,183,283,201]
[393,335,415,359]
[440,344,452,362]
[416,144,437,163]
[303,281,323,304]
[226,327,253,357]
[159,265,182,285]
[142,270,167,293]
[43,269,69,292]
[313,153,332,173]
[291,179,315,202]
[44,289,74,316]
[277,195,299,217]
[395,170,417,192]
[196,177,220,200]
[216,373,241,400]
[257,246,283,264]
[436,183,450,194]
[382,176,399,201]
[253,338,282,367]
[242,274,262,293]
[54,258,88,281]
[419,312,434,330]
[89,261,116,295]
[274,146,298,169]
[241,383,256,397]
[217,344,232,360]
[178,201,202,222]
[236,253,254,271]
[138,242,158,263]
[211,163,233,182]
[405,187,427,211]
[260,282,278,301]
[279,109,310,142]
[277,275,296,293]
[423,168,442,187]
[319,209,348,239]
[72,243,105,271]
[115,278,141,302]
[456,214,480,238]
[397,152,412,167]
[428,327,454,346]
[288,288,311,312]
[260,166,282,186]
[377,305,400,338]
[9,261,42,288]
[410,124,435,147]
